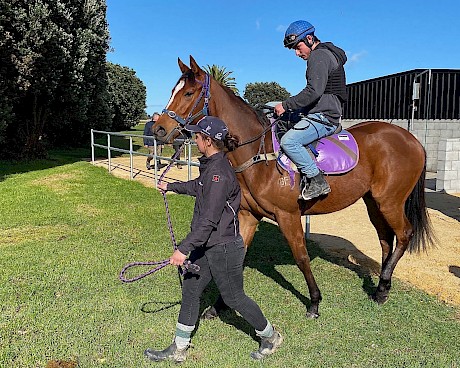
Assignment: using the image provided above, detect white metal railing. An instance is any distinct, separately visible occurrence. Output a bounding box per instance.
[90,129,310,238]
[90,129,199,187]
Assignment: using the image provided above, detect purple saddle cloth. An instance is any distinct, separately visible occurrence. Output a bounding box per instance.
[310,132,359,174]
[271,123,359,188]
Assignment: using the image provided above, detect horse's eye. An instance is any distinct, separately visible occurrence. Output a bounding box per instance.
[184,91,194,97]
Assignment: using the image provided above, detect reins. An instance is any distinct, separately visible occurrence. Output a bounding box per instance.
[233,107,283,173]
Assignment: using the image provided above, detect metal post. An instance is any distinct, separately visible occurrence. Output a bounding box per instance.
[305,215,310,239]
[424,69,432,148]
[91,129,94,164]
[129,136,133,180]
[410,81,420,131]
[187,139,192,180]
[107,133,111,172]
[153,139,158,189]
[301,215,310,239]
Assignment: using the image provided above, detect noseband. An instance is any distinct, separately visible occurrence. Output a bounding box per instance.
[162,72,211,127]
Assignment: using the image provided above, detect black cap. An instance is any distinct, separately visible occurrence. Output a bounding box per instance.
[185,116,228,140]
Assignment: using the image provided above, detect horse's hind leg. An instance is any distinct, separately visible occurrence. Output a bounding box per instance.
[276,211,322,318]
[363,194,395,270]
[365,194,413,304]
[363,194,396,302]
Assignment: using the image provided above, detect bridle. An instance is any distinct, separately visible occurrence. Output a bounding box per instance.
[162,72,211,128]
[160,71,281,173]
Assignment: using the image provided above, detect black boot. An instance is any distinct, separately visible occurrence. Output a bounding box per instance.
[299,172,331,201]
[146,160,151,170]
[250,328,283,360]
[144,342,188,363]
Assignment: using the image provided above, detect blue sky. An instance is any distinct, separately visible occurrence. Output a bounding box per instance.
[106,0,460,113]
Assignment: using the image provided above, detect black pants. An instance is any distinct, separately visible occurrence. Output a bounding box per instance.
[178,236,267,331]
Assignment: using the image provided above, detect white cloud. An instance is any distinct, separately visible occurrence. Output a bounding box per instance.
[347,50,368,64]
[256,19,260,30]
[276,24,286,32]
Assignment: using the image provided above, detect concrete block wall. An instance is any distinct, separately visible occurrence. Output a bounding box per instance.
[436,138,460,193]
[342,119,460,172]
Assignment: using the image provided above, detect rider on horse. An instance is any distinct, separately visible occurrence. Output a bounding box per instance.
[275,20,347,201]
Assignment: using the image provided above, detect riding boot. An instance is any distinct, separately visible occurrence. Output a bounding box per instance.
[146,159,151,170]
[250,328,283,360]
[300,172,331,201]
[144,342,188,363]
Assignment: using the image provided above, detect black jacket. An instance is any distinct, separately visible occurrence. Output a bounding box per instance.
[143,120,155,146]
[168,151,240,254]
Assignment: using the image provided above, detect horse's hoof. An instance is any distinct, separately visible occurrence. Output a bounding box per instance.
[370,293,388,305]
[200,306,218,320]
[305,311,320,319]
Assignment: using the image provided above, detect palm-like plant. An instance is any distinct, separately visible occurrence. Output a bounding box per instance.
[203,64,239,95]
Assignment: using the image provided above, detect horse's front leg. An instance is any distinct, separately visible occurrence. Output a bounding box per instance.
[276,211,322,318]
[201,209,260,320]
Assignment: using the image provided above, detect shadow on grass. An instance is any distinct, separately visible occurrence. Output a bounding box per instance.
[0,130,144,182]
[141,301,181,314]
[177,221,381,339]
[244,222,379,311]
[0,148,90,181]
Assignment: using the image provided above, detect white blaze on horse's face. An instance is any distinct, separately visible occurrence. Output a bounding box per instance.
[165,80,185,109]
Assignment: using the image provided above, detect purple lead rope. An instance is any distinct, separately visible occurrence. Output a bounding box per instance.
[119,259,200,283]
[119,143,199,283]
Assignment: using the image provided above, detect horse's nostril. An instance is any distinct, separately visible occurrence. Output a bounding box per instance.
[154,126,166,138]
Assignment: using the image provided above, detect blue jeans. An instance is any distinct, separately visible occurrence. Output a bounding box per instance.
[280,113,336,177]
[178,236,268,331]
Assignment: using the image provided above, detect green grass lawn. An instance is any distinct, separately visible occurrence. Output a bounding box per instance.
[1,152,459,367]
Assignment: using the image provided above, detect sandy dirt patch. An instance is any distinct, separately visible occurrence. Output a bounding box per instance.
[93,156,460,306]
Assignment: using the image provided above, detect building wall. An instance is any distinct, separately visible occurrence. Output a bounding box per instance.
[342,119,460,172]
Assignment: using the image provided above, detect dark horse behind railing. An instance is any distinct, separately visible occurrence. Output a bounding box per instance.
[153,56,435,318]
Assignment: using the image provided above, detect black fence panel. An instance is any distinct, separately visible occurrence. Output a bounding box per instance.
[343,69,460,120]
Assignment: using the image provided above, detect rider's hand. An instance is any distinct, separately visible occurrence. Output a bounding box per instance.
[170,249,187,266]
[274,103,285,117]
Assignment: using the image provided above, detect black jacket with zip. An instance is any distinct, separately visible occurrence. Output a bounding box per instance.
[167,151,241,255]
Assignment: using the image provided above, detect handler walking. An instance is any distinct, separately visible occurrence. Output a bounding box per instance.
[145,116,282,363]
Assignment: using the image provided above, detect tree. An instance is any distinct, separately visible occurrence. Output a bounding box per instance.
[106,62,146,131]
[203,64,239,95]
[0,0,111,157]
[243,82,291,108]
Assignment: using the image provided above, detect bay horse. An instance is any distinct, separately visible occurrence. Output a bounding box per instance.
[153,55,434,318]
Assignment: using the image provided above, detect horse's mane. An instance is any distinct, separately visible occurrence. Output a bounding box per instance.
[219,84,270,127]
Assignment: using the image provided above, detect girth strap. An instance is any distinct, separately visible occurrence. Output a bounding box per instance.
[233,153,277,173]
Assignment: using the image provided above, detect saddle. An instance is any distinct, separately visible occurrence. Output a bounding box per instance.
[271,117,359,188]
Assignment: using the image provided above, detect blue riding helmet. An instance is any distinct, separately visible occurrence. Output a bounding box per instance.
[283,20,315,49]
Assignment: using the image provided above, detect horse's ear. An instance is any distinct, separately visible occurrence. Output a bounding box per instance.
[189,55,203,75]
[178,58,189,73]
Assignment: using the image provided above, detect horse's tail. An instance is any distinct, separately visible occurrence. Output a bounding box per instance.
[405,163,436,253]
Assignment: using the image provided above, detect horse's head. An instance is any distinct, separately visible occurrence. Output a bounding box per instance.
[152,56,210,143]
